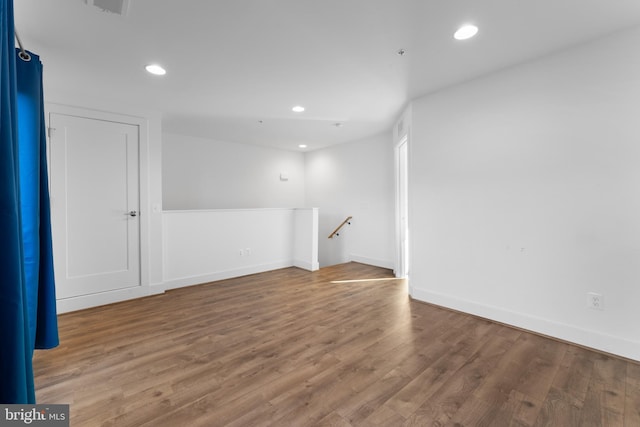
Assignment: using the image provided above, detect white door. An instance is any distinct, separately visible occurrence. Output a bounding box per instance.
[49,113,140,299]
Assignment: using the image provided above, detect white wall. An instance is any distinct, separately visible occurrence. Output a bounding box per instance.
[409,26,640,360]
[305,133,395,269]
[162,133,305,210]
[163,208,318,289]
[293,208,319,271]
[163,131,395,271]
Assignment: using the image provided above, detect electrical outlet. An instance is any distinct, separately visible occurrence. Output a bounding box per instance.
[246,248,252,255]
[587,292,604,310]
[239,249,244,256]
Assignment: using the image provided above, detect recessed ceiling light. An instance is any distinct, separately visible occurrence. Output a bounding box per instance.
[298,144,307,148]
[292,106,305,113]
[145,64,166,75]
[454,24,478,40]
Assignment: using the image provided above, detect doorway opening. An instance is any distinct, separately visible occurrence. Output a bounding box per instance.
[396,135,409,279]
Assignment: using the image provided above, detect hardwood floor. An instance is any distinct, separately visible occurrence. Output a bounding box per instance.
[33,262,640,426]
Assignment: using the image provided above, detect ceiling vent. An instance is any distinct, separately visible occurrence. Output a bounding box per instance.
[84,0,130,16]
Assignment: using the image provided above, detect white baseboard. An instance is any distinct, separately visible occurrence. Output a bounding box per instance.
[411,287,640,362]
[350,254,394,270]
[293,259,320,271]
[56,261,298,313]
[162,260,294,290]
[56,284,164,314]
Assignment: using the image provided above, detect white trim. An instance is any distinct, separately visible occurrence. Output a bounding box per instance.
[411,287,640,362]
[56,285,163,314]
[162,261,293,290]
[293,259,320,271]
[394,134,410,279]
[163,207,298,214]
[393,104,412,279]
[350,254,394,270]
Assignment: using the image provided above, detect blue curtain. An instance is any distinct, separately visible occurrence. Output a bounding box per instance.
[1,0,59,404]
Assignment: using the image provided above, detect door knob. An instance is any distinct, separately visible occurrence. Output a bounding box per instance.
[127,211,137,217]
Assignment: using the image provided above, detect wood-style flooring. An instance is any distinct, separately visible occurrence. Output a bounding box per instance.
[33,262,640,426]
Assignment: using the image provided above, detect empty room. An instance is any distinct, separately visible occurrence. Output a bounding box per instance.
[2,0,640,426]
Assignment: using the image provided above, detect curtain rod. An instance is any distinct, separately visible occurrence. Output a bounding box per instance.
[14,29,31,61]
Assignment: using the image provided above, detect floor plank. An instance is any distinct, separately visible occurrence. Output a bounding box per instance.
[32,262,640,426]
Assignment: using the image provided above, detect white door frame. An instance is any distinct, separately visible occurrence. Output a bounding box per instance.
[394,134,410,279]
[46,104,155,312]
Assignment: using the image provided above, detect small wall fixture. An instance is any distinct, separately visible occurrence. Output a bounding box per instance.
[84,0,130,16]
[292,106,305,113]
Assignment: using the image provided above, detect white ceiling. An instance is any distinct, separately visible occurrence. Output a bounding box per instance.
[13,0,640,151]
